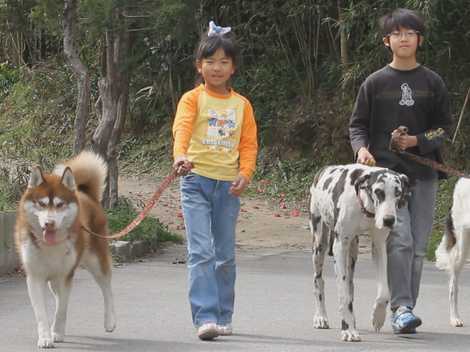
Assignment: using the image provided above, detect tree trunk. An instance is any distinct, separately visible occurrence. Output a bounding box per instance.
[107,30,130,208]
[107,85,129,208]
[91,9,131,208]
[92,30,119,163]
[63,0,90,154]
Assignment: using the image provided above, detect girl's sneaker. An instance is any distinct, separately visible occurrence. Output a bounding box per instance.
[197,323,219,340]
[217,324,233,336]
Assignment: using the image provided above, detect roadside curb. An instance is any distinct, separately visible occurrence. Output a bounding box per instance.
[110,240,152,262]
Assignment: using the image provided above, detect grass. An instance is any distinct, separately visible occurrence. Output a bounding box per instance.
[106,197,183,251]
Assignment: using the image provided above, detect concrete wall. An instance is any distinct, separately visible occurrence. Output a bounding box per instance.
[0,212,19,275]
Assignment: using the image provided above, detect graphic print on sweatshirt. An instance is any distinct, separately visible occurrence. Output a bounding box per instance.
[203,108,237,151]
[399,83,415,107]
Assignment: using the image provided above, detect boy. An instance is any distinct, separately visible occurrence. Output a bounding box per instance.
[349,8,452,334]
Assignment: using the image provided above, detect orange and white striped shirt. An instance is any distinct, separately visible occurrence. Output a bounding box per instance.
[172,84,258,181]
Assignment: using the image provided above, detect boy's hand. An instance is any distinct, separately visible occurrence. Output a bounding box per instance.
[391,128,418,151]
[357,147,376,166]
[173,155,193,176]
[229,174,249,197]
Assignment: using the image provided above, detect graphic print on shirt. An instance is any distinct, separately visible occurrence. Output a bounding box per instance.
[203,108,237,151]
[399,83,415,107]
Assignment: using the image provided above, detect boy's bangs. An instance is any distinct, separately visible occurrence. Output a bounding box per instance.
[381,9,425,36]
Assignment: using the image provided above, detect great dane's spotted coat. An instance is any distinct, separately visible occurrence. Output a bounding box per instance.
[309,164,409,341]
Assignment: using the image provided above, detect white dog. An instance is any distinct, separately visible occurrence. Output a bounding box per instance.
[435,177,470,327]
[309,164,409,341]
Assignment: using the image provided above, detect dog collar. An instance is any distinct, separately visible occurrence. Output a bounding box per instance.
[357,195,375,218]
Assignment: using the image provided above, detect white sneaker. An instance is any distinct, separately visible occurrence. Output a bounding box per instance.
[217,324,233,336]
[197,323,219,341]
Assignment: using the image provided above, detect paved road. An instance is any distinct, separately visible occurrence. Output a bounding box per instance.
[2,245,470,351]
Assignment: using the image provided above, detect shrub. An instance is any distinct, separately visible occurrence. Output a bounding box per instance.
[106,197,182,251]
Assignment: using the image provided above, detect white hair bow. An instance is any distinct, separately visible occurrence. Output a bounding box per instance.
[208,20,231,37]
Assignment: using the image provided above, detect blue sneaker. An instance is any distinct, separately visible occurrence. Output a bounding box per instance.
[391,306,422,334]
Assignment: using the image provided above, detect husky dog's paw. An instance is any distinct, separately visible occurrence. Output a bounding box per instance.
[37,337,54,348]
[341,329,361,342]
[450,317,464,327]
[313,315,329,329]
[372,302,387,331]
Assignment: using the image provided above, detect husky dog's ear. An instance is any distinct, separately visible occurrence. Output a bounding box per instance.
[61,167,76,192]
[28,166,45,189]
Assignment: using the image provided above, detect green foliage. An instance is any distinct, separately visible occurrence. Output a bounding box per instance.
[248,158,317,203]
[119,132,173,174]
[0,62,20,101]
[0,174,17,211]
[0,158,28,211]
[0,65,75,166]
[106,197,182,250]
[31,0,63,37]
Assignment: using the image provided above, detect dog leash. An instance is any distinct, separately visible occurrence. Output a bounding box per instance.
[390,126,470,179]
[82,169,178,240]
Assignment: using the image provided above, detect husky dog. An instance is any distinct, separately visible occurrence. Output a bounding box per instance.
[435,177,470,327]
[15,151,116,348]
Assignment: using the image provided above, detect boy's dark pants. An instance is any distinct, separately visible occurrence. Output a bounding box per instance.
[387,174,438,310]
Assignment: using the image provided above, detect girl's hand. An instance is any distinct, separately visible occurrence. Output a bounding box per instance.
[173,156,193,176]
[229,174,249,197]
[357,147,376,166]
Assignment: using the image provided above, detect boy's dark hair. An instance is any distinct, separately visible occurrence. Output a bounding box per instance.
[194,31,239,67]
[379,8,425,37]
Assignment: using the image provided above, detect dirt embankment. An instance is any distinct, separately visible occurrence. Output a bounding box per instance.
[118,175,372,254]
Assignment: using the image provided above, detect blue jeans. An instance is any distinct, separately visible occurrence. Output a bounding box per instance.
[180,173,240,327]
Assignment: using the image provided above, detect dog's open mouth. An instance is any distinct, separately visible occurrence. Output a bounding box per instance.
[43,228,58,245]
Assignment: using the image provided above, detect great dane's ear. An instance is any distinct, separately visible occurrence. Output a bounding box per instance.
[398,174,410,208]
[354,173,371,196]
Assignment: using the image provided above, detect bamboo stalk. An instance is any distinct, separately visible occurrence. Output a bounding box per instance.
[452,87,470,144]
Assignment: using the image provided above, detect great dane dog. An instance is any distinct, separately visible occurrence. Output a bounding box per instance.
[309,164,409,341]
[435,177,470,327]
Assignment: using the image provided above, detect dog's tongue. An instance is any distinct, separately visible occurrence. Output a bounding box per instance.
[43,228,57,245]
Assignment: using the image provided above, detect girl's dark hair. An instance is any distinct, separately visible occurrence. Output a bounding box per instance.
[194,31,239,67]
[379,8,425,36]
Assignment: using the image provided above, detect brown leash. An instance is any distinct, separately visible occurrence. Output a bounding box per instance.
[391,126,470,178]
[82,169,178,240]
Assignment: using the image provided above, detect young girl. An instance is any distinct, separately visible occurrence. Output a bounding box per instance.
[172,21,258,341]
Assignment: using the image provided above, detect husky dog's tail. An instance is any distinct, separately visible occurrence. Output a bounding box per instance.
[435,210,457,271]
[55,150,108,202]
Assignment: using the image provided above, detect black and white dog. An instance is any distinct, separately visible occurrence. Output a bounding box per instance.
[309,164,409,341]
[435,178,470,327]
